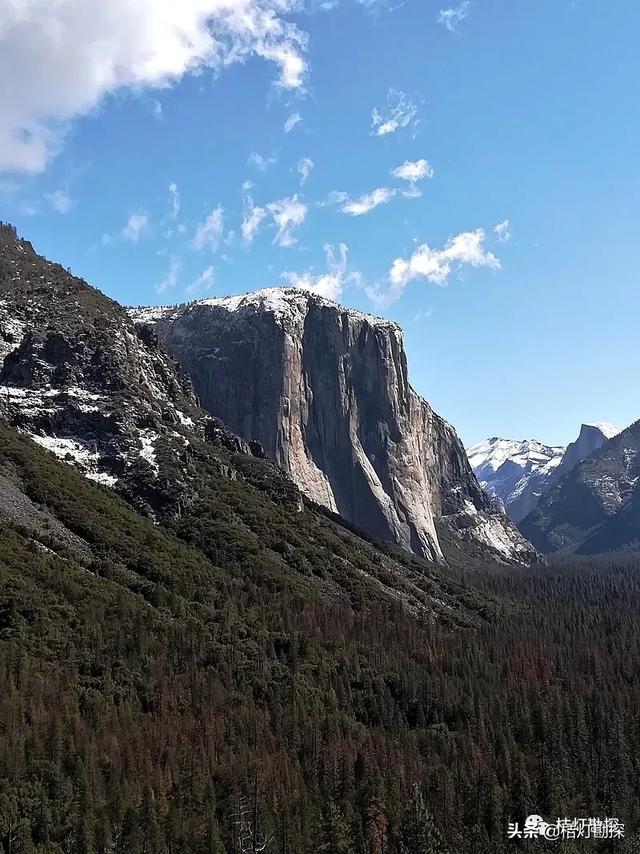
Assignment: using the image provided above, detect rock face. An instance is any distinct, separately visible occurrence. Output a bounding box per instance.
[555,422,620,478]
[468,423,620,524]
[520,420,640,555]
[131,289,536,563]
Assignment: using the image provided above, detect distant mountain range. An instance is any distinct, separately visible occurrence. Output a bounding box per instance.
[467,437,565,523]
[468,423,620,523]
[470,421,640,556]
[520,420,640,555]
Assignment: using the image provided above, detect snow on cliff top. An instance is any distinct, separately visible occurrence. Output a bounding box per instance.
[129,287,400,330]
[582,421,620,439]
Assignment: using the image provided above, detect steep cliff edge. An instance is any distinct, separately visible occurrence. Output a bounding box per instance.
[131,289,536,563]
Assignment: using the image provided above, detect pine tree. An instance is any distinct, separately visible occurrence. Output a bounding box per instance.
[397,785,447,854]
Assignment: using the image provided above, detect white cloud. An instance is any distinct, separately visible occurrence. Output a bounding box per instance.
[391,158,434,183]
[248,151,277,172]
[401,185,423,199]
[192,205,224,250]
[122,212,149,242]
[0,0,308,173]
[186,265,215,295]
[168,182,180,220]
[282,243,359,302]
[437,1,472,31]
[284,112,302,133]
[297,156,314,185]
[371,89,420,137]
[386,228,500,303]
[342,187,396,216]
[155,255,182,294]
[266,195,307,246]
[494,219,511,242]
[241,201,267,244]
[46,190,73,213]
[321,190,349,207]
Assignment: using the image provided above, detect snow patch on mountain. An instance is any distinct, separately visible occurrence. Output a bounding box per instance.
[467,437,565,523]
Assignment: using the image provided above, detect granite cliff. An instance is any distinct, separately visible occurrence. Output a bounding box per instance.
[132,289,535,563]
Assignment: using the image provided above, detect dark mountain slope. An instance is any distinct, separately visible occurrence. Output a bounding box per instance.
[0,418,486,622]
[520,419,640,554]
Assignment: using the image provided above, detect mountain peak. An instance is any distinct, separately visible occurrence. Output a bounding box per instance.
[130,287,401,333]
[581,421,620,439]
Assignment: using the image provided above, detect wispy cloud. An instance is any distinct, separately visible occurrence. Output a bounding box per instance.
[282,243,360,302]
[494,219,511,242]
[168,182,180,220]
[248,151,278,172]
[284,112,302,133]
[155,255,181,294]
[391,158,434,184]
[297,156,314,185]
[186,265,215,296]
[371,89,420,137]
[342,187,396,216]
[437,1,472,31]
[192,206,224,251]
[46,190,73,214]
[122,212,149,242]
[241,201,268,244]
[267,195,308,246]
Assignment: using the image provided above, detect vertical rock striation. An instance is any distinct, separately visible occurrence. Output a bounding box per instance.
[131,289,535,563]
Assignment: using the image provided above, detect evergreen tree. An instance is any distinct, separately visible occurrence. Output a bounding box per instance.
[397,786,446,854]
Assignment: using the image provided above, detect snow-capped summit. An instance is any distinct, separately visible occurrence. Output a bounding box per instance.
[130,287,399,333]
[467,438,565,523]
[468,422,621,524]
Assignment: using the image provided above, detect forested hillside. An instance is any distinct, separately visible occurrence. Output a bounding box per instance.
[2,423,640,853]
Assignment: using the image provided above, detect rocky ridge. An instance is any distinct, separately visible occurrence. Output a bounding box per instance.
[0,223,259,520]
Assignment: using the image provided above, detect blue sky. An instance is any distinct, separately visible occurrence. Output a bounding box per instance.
[1,0,639,446]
